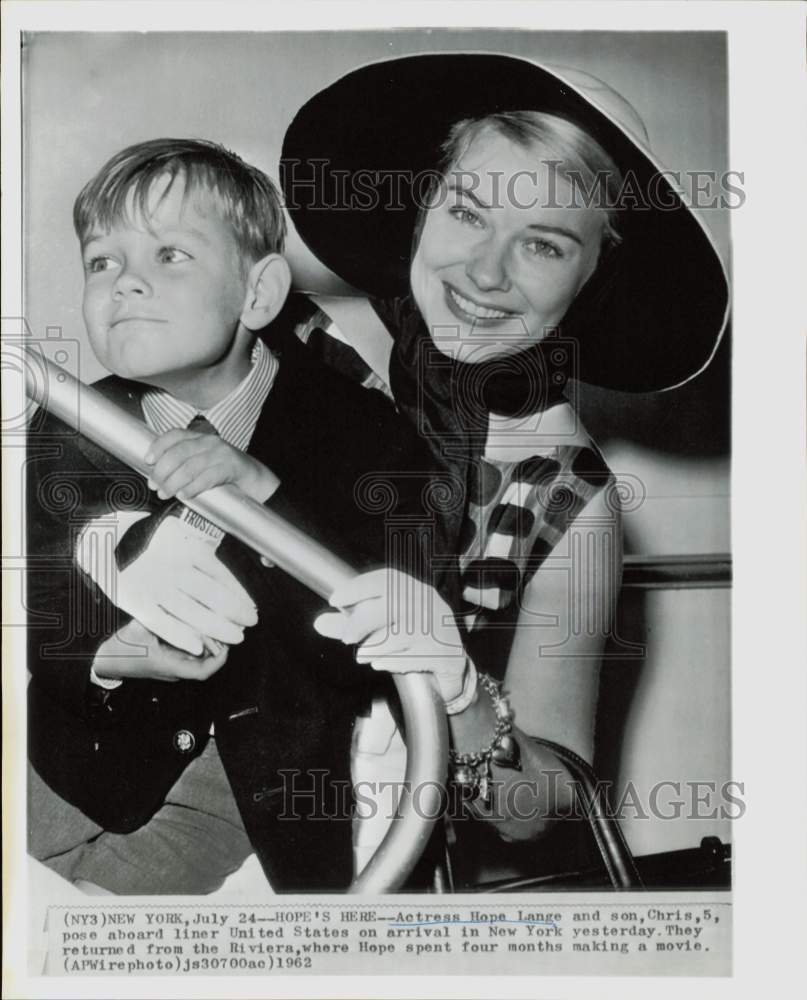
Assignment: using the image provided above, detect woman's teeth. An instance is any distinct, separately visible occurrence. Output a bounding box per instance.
[448,287,511,320]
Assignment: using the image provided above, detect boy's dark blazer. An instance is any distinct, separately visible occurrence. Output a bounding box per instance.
[27,316,449,891]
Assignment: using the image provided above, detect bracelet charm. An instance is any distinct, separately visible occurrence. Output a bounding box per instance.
[448,673,522,804]
[491,732,521,770]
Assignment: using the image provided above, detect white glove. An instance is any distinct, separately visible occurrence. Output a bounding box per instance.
[77,512,258,656]
[313,569,468,704]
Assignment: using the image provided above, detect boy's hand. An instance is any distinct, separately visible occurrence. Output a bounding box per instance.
[78,514,258,656]
[93,619,229,683]
[313,569,469,705]
[145,428,280,504]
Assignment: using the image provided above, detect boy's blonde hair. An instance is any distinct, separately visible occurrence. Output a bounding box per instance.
[74,138,286,265]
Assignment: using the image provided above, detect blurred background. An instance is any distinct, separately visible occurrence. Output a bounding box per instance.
[23,30,731,861]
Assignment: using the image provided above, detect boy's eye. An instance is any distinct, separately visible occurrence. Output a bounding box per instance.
[85,255,119,274]
[524,238,563,260]
[158,246,192,264]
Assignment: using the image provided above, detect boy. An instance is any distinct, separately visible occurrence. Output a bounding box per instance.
[27,138,453,893]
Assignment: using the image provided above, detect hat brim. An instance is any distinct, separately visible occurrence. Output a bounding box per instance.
[281,53,729,392]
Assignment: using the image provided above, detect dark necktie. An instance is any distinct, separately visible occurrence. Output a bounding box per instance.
[180,413,223,538]
[187,413,218,435]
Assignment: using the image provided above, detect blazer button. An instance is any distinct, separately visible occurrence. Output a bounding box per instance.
[173,730,196,754]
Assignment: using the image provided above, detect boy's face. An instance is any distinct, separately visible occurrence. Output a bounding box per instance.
[81,174,249,399]
[410,130,604,364]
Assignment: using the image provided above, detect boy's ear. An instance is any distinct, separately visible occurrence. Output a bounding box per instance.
[240,254,292,331]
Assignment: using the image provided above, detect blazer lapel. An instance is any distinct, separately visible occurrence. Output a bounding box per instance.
[74,376,150,476]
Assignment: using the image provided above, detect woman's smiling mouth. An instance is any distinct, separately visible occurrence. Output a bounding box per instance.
[443,284,518,324]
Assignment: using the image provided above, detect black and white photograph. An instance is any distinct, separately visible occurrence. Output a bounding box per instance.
[2,2,805,996]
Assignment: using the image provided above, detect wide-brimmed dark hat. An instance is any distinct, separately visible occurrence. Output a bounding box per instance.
[281,53,729,392]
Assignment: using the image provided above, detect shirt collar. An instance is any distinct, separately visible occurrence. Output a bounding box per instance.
[140,339,278,450]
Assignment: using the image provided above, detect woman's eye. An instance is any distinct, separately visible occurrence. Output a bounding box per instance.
[449,207,483,228]
[85,255,118,274]
[158,246,192,264]
[524,239,563,259]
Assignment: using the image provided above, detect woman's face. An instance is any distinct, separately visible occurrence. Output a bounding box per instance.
[410,129,606,364]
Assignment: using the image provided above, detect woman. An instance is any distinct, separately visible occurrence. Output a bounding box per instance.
[280,53,729,872]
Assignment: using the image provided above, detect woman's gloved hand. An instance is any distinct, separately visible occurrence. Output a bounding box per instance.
[314,568,468,704]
